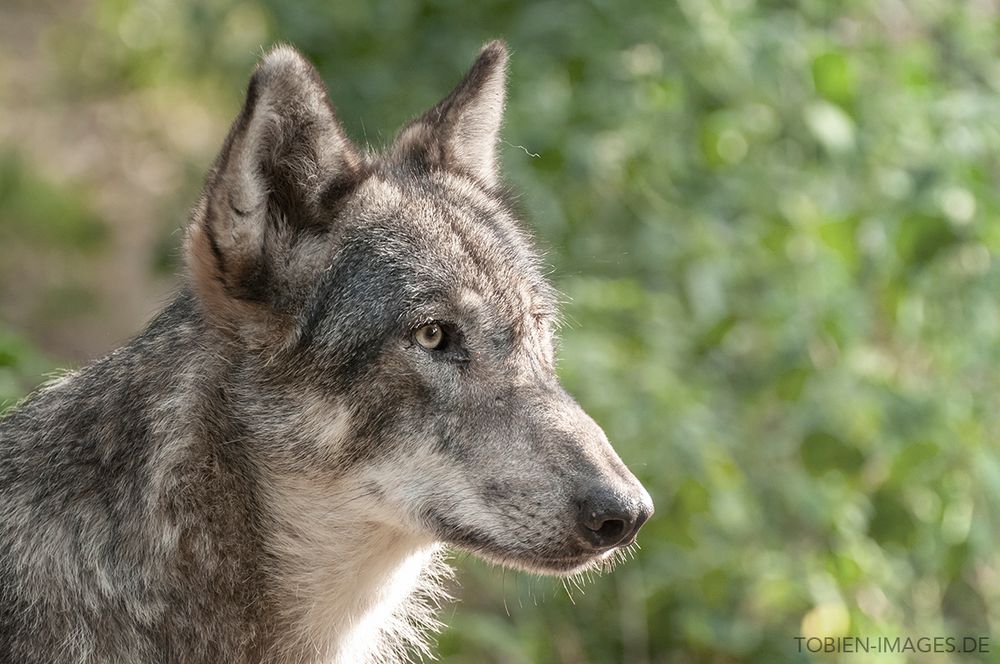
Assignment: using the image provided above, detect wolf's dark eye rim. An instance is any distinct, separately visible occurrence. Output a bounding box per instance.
[411,321,470,362]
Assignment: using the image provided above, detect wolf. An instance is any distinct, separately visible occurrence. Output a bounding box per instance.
[0,41,653,663]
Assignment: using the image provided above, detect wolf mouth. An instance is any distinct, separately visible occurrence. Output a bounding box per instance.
[470,544,608,575]
[428,511,607,575]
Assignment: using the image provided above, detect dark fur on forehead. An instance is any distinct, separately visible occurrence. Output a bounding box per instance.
[288,171,558,395]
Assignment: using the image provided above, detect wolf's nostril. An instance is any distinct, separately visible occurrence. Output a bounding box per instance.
[576,489,643,551]
[591,517,626,543]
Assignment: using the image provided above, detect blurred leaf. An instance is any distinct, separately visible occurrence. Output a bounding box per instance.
[800,430,865,477]
[812,51,856,107]
[868,488,917,548]
[0,152,107,251]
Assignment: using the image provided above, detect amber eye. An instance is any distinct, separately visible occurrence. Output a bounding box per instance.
[414,323,445,350]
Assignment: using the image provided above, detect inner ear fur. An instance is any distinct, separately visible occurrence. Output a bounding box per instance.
[185,45,364,343]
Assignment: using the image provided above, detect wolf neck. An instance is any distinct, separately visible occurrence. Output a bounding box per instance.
[115,291,445,663]
[260,471,445,664]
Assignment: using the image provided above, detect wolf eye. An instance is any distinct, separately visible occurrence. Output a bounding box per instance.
[415,323,445,350]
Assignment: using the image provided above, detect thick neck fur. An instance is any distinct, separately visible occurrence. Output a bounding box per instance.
[0,290,445,664]
[260,473,446,663]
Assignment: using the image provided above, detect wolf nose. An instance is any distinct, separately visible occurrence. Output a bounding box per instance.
[576,488,652,551]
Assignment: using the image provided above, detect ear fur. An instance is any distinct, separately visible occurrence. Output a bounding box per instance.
[185,45,363,342]
[392,40,508,186]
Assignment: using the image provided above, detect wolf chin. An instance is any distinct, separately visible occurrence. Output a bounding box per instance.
[0,41,653,663]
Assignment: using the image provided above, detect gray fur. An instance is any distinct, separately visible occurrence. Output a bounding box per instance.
[0,42,652,664]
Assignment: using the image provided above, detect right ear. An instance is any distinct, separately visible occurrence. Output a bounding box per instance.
[390,41,508,187]
[185,45,363,342]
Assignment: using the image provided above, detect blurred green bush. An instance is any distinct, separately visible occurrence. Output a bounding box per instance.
[3,0,999,662]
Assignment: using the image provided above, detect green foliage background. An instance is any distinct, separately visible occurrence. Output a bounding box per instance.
[2,1,999,662]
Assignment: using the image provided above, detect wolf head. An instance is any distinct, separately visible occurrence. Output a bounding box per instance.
[185,42,652,575]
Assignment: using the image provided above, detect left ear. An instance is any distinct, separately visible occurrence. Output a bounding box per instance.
[391,40,508,186]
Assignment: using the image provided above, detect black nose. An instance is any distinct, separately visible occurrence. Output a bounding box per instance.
[576,488,652,551]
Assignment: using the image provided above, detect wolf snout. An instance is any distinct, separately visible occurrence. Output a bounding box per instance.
[575,486,653,551]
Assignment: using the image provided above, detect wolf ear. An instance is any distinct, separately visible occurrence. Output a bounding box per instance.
[392,40,508,186]
[186,45,363,341]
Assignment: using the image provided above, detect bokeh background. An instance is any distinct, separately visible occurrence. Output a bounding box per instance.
[2,0,999,662]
